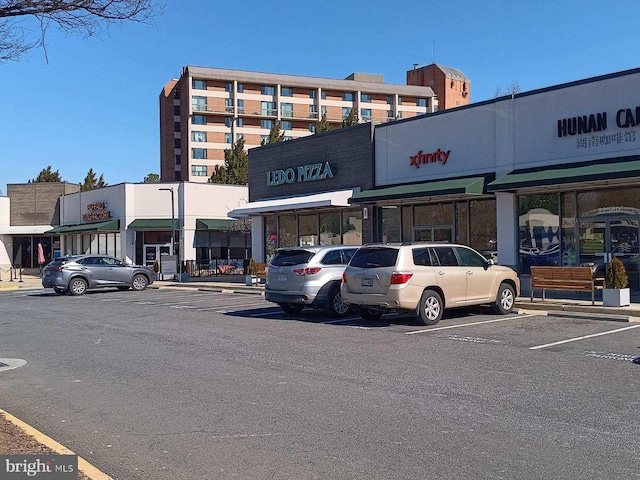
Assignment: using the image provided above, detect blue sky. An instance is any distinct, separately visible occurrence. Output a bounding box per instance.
[2,0,640,193]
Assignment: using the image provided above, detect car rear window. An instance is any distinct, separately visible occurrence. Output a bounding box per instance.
[271,250,315,267]
[46,259,68,268]
[349,247,398,268]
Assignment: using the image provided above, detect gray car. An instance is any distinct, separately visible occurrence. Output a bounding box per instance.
[265,245,358,316]
[42,254,155,296]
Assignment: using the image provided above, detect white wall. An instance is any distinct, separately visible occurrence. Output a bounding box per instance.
[0,197,10,269]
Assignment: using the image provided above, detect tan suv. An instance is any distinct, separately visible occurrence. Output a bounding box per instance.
[341,243,520,325]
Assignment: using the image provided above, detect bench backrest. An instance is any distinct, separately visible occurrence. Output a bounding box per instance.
[530,266,594,282]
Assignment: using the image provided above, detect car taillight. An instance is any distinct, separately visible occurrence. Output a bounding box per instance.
[390,272,413,284]
[50,266,63,272]
[292,267,322,276]
[342,272,347,283]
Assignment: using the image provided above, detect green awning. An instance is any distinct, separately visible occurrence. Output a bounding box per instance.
[127,219,179,230]
[195,218,236,230]
[349,176,490,204]
[46,220,120,235]
[488,157,640,192]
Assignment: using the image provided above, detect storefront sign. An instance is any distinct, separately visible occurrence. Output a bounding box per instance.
[410,149,450,168]
[82,201,111,221]
[267,162,334,186]
[557,105,640,137]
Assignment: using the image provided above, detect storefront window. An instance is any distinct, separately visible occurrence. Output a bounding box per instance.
[561,193,577,266]
[265,216,278,261]
[278,215,297,248]
[319,212,341,245]
[402,206,413,241]
[342,209,362,245]
[299,214,318,247]
[518,194,560,274]
[577,187,640,217]
[381,206,401,243]
[414,203,453,226]
[455,202,468,246]
[469,199,497,253]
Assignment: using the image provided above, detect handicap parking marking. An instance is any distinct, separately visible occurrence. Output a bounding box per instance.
[405,314,537,335]
[447,334,504,345]
[529,324,640,350]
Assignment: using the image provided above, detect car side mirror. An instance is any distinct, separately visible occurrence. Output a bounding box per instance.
[484,259,494,270]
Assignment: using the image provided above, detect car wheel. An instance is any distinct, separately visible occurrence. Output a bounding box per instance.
[131,274,148,291]
[117,286,130,291]
[68,278,87,296]
[279,303,304,315]
[492,283,515,315]
[360,307,383,321]
[416,289,443,325]
[327,285,350,317]
[53,287,68,295]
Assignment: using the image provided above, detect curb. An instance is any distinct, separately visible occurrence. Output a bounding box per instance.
[0,408,113,480]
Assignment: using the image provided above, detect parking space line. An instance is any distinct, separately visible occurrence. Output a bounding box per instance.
[405,314,537,335]
[529,324,640,350]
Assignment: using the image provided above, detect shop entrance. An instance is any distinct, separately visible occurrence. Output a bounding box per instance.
[143,244,171,268]
[414,226,453,242]
[578,218,640,289]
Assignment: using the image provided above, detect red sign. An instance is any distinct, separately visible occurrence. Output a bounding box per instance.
[410,149,450,168]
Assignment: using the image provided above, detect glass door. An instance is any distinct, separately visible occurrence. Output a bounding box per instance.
[579,219,639,289]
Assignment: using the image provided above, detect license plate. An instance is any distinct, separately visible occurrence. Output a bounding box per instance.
[278,274,287,282]
[361,278,373,287]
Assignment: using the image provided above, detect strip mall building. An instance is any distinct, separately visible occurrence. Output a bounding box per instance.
[236,68,640,290]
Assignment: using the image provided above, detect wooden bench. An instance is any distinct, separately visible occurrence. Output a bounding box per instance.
[530,266,604,305]
[255,263,268,280]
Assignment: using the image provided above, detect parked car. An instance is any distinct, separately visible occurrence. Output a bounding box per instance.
[341,242,520,325]
[42,255,155,296]
[265,245,359,316]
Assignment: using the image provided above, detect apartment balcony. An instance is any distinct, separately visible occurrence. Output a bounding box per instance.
[192,103,234,115]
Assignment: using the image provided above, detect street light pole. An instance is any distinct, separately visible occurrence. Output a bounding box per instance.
[159,187,176,280]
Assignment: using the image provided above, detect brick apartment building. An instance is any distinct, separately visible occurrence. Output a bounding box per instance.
[160,64,470,183]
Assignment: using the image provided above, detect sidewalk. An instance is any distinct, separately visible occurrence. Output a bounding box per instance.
[4,272,640,321]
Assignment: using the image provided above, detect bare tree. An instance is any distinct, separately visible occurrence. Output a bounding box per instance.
[494,81,522,98]
[0,0,160,62]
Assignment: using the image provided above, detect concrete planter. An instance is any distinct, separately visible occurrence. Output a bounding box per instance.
[245,275,257,286]
[602,288,630,307]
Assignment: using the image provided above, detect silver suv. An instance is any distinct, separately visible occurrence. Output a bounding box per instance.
[341,243,519,325]
[42,255,154,296]
[265,245,358,316]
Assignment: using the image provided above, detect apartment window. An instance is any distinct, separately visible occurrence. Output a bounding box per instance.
[261,101,276,116]
[237,99,244,113]
[225,133,232,143]
[309,89,316,99]
[225,82,232,92]
[309,104,317,118]
[237,83,244,93]
[173,106,180,115]
[387,110,394,120]
[283,136,293,141]
[236,133,243,141]
[281,103,293,118]
[321,105,327,115]
[361,109,372,121]
[261,119,274,130]
[174,138,181,148]
[224,117,232,127]
[261,85,275,95]
[192,115,206,125]
[260,135,270,144]
[174,89,180,99]
[281,87,293,97]
[321,90,327,100]
[174,122,180,132]
[191,165,208,177]
[417,98,427,107]
[398,96,403,105]
[192,96,207,112]
[236,118,243,127]
[175,171,181,181]
[342,92,354,102]
[191,131,206,142]
[309,123,316,133]
[342,107,352,119]
[386,95,392,104]
[361,93,371,103]
[225,98,233,113]
[175,154,181,165]
[192,148,207,159]
[281,120,292,130]
[192,79,206,90]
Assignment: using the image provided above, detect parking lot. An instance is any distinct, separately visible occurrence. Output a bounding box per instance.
[2,287,640,479]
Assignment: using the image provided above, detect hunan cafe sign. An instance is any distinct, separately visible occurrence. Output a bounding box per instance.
[82,202,111,221]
